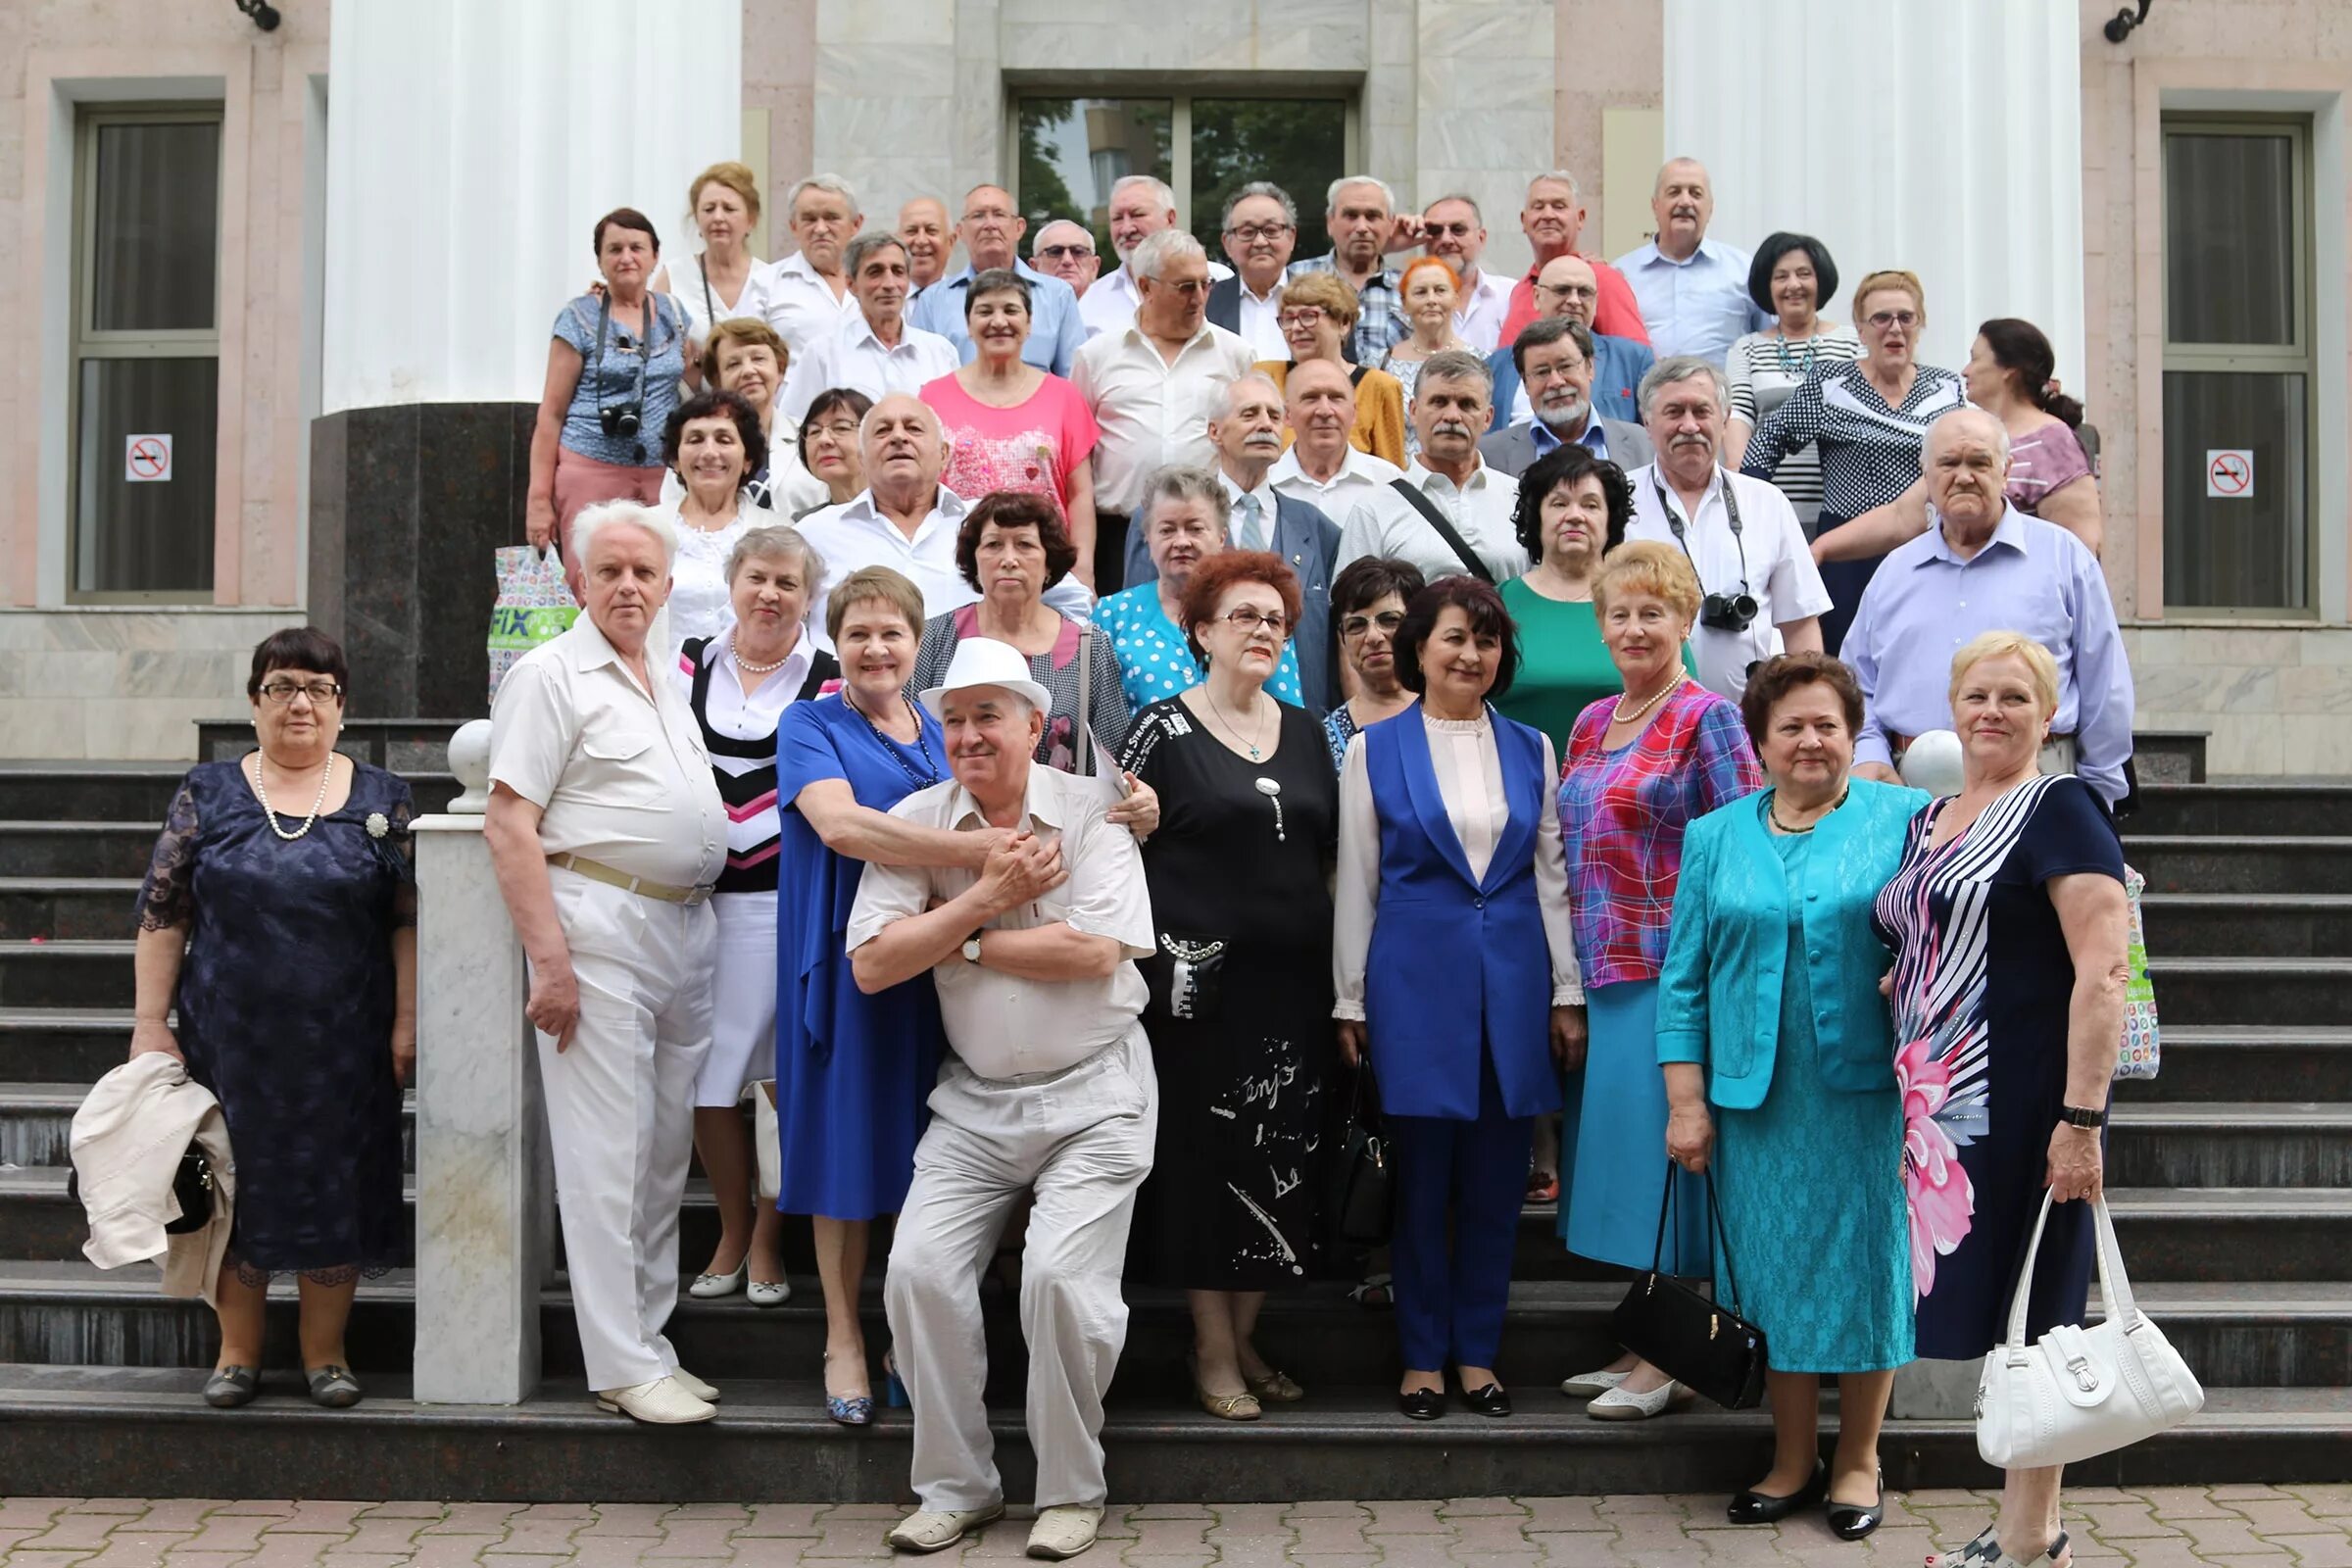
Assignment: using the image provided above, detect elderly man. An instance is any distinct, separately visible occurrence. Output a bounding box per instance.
[1481,318,1654,478]
[763,174,864,362]
[1033,219,1102,298]
[897,196,954,293]
[1489,256,1655,425]
[1287,175,1410,366]
[1269,358,1405,518]
[1120,377,1342,710]
[854,637,1157,1562]
[1422,194,1512,352]
[908,184,1085,375]
[780,234,960,426]
[1339,350,1526,584]
[1497,171,1648,348]
[1623,357,1828,698]
[1847,408,2135,804]
[1073,229,1256,594]
[1206,181,1298,360]
[798,394,1093,633]
[484,501,729,1426]
[1079,175,1234,340]
[1613,159,1769,367]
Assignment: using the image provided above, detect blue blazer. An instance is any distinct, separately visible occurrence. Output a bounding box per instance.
[1361,707,1564,1121]
[1654,777,1930,1110]
[1122,489,1342,713]
[1487,333,1654,425]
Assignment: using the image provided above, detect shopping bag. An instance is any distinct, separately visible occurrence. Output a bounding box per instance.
[488,546,578,706]
[2114,865,2160,1081]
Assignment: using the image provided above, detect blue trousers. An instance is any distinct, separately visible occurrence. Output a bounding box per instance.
[1387,1052,1535,1372]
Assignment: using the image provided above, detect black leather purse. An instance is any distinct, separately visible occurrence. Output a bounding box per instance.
[1608,1162,1768,1409]
[1324,1065,1395,1250]
[66,1146,215,1235]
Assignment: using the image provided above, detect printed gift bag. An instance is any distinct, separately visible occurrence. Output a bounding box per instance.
[2114,864,2161,1081]
[488,546,578,707]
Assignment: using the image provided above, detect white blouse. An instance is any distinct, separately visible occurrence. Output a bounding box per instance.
[664,251,778,351]
[1332,708,1583,1020]
[654,506,761,658]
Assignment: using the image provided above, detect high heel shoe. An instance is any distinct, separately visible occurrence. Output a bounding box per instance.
[823,1349,872,1427]
[1825,1467,1884,1542]
[688,1259,747,1298]
[1726,1459,1826,1525]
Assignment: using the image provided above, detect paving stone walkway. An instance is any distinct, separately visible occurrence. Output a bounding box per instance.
[3,1488,2349,1567]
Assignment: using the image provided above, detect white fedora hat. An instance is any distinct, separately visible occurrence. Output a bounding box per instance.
[917,637,1053,720]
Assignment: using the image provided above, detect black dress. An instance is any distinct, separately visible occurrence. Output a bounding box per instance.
[1119,698,1337,1289]
[135,760,415,1281]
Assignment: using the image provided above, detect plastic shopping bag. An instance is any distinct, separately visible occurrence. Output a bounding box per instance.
[488,545,578,707]
[2114,864,2160,1081]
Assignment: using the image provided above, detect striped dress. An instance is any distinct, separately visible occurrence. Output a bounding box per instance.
[1725,324,1862,527]
[677,635,840,894]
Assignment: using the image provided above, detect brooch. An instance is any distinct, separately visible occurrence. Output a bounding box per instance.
[366,812,389,839]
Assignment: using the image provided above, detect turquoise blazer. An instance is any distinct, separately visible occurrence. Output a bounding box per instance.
[1654,777,1930,1110]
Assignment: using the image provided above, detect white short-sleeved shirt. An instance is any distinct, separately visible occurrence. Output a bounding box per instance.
[1451,269,1513,354]
[845,762,1154,1080]
[663,252,779,352]
[761,252,862,365]
[778,316,962,428]
[1071,321,1258,514]
[1622,461,1834,699]
[488,616,729,888]
[1338,460,1528,585]
[1269,443,1404,518]
[794,485,1096,646]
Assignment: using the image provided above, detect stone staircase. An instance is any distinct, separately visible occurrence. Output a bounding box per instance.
[0,760,2345,1501]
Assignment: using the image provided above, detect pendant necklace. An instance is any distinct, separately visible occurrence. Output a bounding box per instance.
[1207,685,1273,761]
[252,754,337,842]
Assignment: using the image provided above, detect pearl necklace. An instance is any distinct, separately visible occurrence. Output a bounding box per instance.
[734,642,791,674]
[251,754,337,842]
[1611,673,1686,725]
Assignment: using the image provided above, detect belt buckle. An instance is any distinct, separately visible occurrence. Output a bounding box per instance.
[684,884,713,906]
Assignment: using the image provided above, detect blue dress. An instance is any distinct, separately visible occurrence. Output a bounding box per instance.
[771,693,951,1220]
[134,760,413,1278]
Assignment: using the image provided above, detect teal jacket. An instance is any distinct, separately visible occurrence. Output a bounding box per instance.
[1654,778,1929,1109]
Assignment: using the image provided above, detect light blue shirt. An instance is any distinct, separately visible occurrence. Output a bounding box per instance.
[1844,504,2135,804]
[1529,416,1611,463]
[907,260,1085,377]
[1613,237,1770,367]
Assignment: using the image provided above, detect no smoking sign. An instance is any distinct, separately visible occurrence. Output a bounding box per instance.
[124,433,172,483]
[2206,448,2253,499]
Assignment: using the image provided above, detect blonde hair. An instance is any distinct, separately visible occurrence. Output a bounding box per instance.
[1592,539,1702,624]
[1853,269,1927,325]
[687,162,762,228]
[1277,270,1361,328]
[825,565,925,646]
[1949,630,2060,716]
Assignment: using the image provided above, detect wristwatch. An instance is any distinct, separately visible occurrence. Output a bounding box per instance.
[2060,1103,2108,1129]
[962,930,984,964]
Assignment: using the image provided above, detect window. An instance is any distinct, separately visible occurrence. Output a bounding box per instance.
[2161,117,2313,612]
[1013,92,1349,262]
[71,107,222,601]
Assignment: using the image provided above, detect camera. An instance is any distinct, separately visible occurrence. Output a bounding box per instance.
[600,402,643,440]
[1700,591,1758,632]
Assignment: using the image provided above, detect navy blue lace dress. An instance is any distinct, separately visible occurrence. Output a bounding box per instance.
[135,760,415,1282]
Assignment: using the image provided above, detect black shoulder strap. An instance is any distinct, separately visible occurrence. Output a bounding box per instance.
[1388,477,1494,583]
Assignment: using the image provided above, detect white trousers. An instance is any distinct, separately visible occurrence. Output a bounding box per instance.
[884,1028,1157,1512]
[535,868,716,1392]
[697,892,778,1106]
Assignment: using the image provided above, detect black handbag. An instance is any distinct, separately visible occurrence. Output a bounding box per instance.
[1324,1065,1395,1250]
[66,1146,215,1236]
[1607,1161,1768,1410]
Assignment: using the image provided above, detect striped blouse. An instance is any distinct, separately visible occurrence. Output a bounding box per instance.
[1725,324,1863,525]
[1739,362,1967,522]
[677,634,840,895]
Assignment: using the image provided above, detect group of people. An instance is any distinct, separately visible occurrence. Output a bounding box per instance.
[123,150,2143,1568]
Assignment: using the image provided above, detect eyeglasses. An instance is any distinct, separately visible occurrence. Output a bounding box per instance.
[1037,243,1096,261]
[258,679,344,706]
[1276,308,1327,327]
[1424,221,1478,238]
[1340,611,1405,640]
[1866,310,1921,330]
[1217,607,1293,636]
[1224,222,1294,242]
[1537,281,1598,299]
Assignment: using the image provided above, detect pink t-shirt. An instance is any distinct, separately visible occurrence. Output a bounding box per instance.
[920,372,1101,517]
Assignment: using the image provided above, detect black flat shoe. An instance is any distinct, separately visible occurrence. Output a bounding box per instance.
[1726,1459,1827,1525]
[1460,1382,1512,1417]
[305,1364,363,1408]
[1827,1467,1885,1542]
[203,1365,259,1408]
[1397,1387,1446,1421]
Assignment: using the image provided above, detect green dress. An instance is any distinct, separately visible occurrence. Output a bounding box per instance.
[1496,576,1618,752]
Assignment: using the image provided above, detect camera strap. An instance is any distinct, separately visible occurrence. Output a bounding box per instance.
[591,288,664,462]
[1388,477,1494,584]
[1653,469,1750,597]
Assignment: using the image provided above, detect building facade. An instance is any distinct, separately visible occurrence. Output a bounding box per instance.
[2,0,2346,770]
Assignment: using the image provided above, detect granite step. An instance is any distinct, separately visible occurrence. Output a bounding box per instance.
[2144,956,2352,1027]
[0,824,169,881]
[2124,835,2352,896]
[0,880,141,942]
[2130,781,2352,838]
[0,1083,416,1172]
[0,942,136,1009]
[2138,893,2352,957]
[0,1010,145,1085]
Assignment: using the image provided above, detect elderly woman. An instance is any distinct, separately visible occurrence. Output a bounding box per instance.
[1496,444,1633,751]
[526,208,693,573]
[1723,233,1861,531]
[1336,576,1585,1421]
[1099,466,1306,712]
[1556,540,1762,1420]
[655,388,769,655]
[1656,654,1924,1538]
[132,628,414,1409]
[908,492,1132,773]
[1257,271,1407,467]
[921,269,1101,572]
[1322,557,1426,769]
[674,525,838,1310]
[1876,632,2130,1568]
[653,163,778,365]
[1374,259,1475,462]
[1120,551,1337,1421]
[798,386,873,515]
[668,318,829,516]
[1740,269,1965,653]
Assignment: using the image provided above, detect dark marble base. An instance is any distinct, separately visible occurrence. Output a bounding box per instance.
[309,402,537,720]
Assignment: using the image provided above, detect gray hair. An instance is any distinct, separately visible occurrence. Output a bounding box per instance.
[1130,227,1207,282]
[857,395,945,449]
[1412,348,1494,398]
[1032,219,1095,254]
[963,267,1035,317]
[1326,174,1396,214]
[844,231,907,277]
[785,172,861,220]
[1110,173,1177,213]
[725,523,826,589]
[1136,465,1232,533]
[1222,180,1298,231]
[1927,405,2013,466]
[1525,170,1582,204]
[571,499,677,570]
[1219,373,1287,418]
[1426,192,1483,222]
[1638,355,1730,418]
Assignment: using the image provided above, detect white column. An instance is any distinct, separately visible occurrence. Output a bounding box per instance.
[412,719,552,1405]
[321,0,743,412]
[1660,0,2084,384]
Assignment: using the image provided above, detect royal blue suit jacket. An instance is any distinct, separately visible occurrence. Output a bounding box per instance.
[1487,333,1653,424]
[1122,489,1341,713]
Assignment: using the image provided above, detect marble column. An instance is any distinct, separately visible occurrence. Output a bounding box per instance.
[411,719,553,1405]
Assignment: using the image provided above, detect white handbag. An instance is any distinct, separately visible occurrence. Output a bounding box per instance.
[753,1080,781,1202]
[1976,1191,2204,1468]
